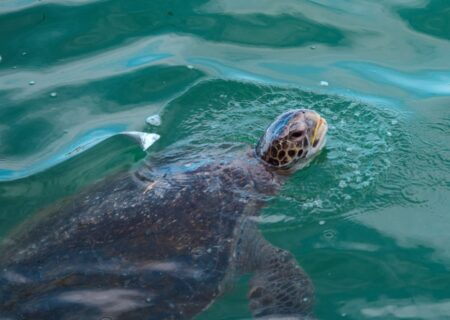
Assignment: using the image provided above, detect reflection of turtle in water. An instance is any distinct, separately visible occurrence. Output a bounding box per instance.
[0,109,328,320]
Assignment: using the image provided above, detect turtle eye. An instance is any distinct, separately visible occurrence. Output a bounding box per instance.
[291,131,304,138]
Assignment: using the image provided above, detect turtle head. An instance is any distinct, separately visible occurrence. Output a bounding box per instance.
[256,109,328,171]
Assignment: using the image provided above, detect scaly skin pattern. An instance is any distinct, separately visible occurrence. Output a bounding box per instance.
[0,108,326,320]
[0,152,280,320]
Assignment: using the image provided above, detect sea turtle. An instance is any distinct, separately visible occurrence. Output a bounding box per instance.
[0,109,328,320]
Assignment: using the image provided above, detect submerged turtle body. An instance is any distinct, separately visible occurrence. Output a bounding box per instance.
[1,157,275,319]
[0,109,328,320]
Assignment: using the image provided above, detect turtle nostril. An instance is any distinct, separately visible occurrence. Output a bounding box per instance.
[303,139,309,147]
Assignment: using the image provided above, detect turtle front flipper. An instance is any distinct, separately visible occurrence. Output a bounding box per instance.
[234,222,315,319]
[247,247,314,319]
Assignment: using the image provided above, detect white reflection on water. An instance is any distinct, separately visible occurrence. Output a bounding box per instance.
[336,62,450,97]
[355,203,450,264]
[360,298,450,319]
[58,288,148,314]
[0,37,175,99]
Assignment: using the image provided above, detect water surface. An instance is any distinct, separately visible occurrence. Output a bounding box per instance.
[1,1,449,319]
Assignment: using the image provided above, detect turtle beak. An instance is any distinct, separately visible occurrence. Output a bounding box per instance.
[312,116,328,148]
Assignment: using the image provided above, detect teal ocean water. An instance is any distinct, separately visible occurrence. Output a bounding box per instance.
[1,1,450,319]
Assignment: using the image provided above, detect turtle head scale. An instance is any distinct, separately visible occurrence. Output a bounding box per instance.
[256,109,328,171]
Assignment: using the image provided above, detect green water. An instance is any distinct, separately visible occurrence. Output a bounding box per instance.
[1,0,449,319]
